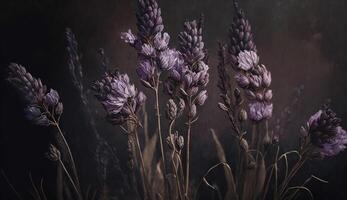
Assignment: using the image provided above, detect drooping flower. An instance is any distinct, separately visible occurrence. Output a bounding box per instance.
[301,107,347,158]
[93,71,146,125]
[7,63,63,126]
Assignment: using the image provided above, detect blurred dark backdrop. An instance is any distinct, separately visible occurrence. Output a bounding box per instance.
[1,0,347,199]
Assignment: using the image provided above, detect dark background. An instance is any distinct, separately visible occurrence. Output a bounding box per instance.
[1,0,347,199]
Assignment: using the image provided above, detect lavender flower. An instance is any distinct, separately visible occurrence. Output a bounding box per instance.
[301,107,347,158]
[159,49,181,71]
[228,1,257,67]
[93,71,146,125]
[248,102,273,122]
[233,50,273,122]
[136,0,164,41]
[7,63,63,126]
[121,29,137,46]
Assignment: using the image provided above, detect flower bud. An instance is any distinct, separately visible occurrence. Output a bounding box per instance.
[177,98,185,115]
[55,102,64,116]
[166,99,177,120]
[264,89,273,101]
[43,89,59,106]
[238,109,248,122]
[195,90,207,106]
[46,144,61,162]
[176,136,184,150]
[189,104,197,118]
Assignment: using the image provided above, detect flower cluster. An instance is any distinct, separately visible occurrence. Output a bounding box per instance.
[233,51,272,121]
[93,71,146,125]
[121,0,181,88]
[7,63,63,126]
[164,19,209,117]
[228,1,257,68]
[301,107,347,158]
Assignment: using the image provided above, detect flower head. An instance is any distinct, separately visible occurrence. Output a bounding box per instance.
[7,63,63,126]
[302,107,347,158]
[136,0,164,41]
[248,102,273,121]
[93,71,146,125]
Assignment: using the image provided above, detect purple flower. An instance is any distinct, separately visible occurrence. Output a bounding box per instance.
[24,106,50,126]
[136,0,164,41]
[235,73,250,88]
[136,60,155,85]
[43,89,60,107]
[7,63,63,126]
[159,49,181,70]
[237,50,259,71]
[121,29,137,45]
[93,71,146,125]
[302,108,347,158]
[248,102,273,121]
[154,32,170,50]
[141,44,155,56]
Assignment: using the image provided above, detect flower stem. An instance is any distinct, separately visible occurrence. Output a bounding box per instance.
[279,154,308,198]
[154,85,166,180]
[53,121,81,192]
[185,100,193,198]
[58,159,83,200]
[134,126,149,200]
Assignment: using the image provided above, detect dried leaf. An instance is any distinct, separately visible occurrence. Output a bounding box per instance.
[210,129,237,200]
[152,161,165,197]
[143,133,158,179]
[242,152,266,200]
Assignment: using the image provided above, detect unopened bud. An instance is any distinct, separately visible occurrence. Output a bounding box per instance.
[45,144,61,162]
[166,99,177,120]
[238,109,248,122]
[189,104,197,118]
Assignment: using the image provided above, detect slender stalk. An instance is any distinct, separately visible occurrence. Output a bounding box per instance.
[58,159,83,200]
[169,119,184,200]
[53,121,81,192]
[154,81,166,180]
[134,127,149,200]
[279,156,308,198]
[1,170,24,200]
[185,101,193,198]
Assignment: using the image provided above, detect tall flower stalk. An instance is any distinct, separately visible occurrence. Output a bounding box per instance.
[93,70,149,198]
[7,63,82,199]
